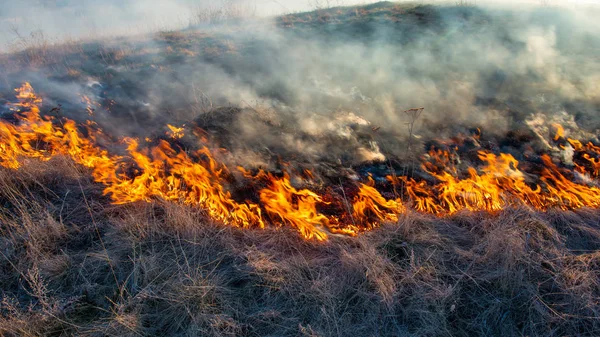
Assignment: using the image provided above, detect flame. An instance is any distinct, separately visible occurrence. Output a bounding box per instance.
[402,178,444,214]
[2,83,600,241]
[569,140,600,177]
[166,124,185,139]
[352,177,404,225]
[260,174,331,240]
[552,123,565,141]
[0,83,115,174]
[103,139,267,229]
[539,154,600,209]
[80,94,100,116]
[554,125,600,177]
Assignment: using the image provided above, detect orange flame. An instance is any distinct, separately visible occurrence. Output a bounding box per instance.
[352,178,404,226]
[166,124,185,139]
[2,83,600,241]
[80,94,100,116]
[260,174,331,240]
[552,123,565,141]
[554,124,600,178]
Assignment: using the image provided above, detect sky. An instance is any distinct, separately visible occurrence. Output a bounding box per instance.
[0,0,379,49]
[0,0,597,50]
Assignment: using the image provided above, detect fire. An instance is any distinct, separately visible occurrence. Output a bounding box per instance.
[402,178,443,214]
[352,177,404,225]
[80,94,101,116]
[103,138,267,230]
[539,154,600,209]
[424,152,542,213]
[554,126,600,177]
[552,123,565,141]
[166,124,185,139]
[260,174,331,240]
[568,140,600,177]
[2,83,600,241]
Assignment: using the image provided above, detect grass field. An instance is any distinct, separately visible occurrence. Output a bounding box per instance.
[1,2,600,336]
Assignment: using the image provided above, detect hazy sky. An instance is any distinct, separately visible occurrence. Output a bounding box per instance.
[0,0,380,49]
[0,0,597,50]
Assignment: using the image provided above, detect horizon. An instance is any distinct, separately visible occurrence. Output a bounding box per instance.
[1,0,598,52]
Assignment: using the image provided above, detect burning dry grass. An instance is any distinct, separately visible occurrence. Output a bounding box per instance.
[4,83,600,243]
[2,3,600,335]
[1,158,600,336]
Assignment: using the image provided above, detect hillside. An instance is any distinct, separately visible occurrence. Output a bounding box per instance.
[1,2,600,336]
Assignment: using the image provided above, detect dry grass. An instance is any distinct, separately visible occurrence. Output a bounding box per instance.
[1,158,600,336]
[0,3,598,335]
[189,1,258,27]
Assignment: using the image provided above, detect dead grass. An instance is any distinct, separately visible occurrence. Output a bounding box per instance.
[0,2,598,335]
[0,159,599,336]
[189,1,258,27]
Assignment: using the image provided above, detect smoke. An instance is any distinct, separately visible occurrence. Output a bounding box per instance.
[1,1,600,175]
[0,0,386,49]
[1,1,596,49]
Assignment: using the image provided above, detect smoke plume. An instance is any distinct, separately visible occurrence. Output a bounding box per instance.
[1,1,599,175]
